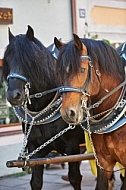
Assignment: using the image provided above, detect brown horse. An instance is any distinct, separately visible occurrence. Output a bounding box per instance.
[54,35,126,190]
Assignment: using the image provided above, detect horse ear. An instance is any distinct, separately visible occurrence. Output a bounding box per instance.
[26,25,34,40]
[8,27,15,42]
[73,33,83,51]
[54,37,64,50]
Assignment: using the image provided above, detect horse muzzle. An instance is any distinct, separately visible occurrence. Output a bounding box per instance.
[60,106,84,125]
[7,89,25,107]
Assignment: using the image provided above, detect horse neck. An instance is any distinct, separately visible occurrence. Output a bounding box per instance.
[91,72,123,114]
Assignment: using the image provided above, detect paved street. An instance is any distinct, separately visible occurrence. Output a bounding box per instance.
[0,128,122,189]
[0,131,23,177]
[0,161,96,190]
[0,161,122,190]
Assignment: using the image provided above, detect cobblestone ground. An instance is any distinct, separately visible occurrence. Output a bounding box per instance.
[0,131,122,190]
[0,161,122,190]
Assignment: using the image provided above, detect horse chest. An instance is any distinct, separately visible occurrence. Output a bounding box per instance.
[104,134,115,152]
[104,129,126,162]
[92,133,118,155]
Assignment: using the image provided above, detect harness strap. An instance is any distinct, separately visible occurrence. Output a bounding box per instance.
[88,80,126,110]
[89,66,126,110]
[29,86,83,98]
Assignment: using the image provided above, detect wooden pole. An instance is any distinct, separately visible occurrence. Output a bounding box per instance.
[6,153,94,168]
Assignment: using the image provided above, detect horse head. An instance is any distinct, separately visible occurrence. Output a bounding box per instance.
[55,34,125,125]
[54,34,101,124]
[3,26,35,106]
[3,25,56,107]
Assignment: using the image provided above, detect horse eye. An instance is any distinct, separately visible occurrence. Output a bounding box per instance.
[80,68,86,73]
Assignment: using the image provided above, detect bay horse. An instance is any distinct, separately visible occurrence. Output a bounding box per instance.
[2,26,85,190]
[54,35,126,190]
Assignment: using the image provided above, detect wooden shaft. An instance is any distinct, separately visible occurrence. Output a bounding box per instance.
[6,159,26,168]
[6,153,94,168]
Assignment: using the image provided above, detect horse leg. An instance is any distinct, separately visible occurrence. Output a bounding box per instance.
[68,161,82,190]
[30,164,44,190]
[95,165,115,190]
[108,172,115,190]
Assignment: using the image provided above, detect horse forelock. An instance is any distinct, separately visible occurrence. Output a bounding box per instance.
[56,41,81,85]
[56,38,125,85]
[56,38,125,86]
[3,34,56,90]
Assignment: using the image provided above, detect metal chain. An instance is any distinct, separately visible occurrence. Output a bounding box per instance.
[80,122,104,170]
[19,85,69,160]
[17,97,62,125]
[19,83,34,158]
[19,102,34,157]
[80,113,126,172]
[80,98,104,170]
[81,107,113,123]
[19,100,74,159]
[26,124,74,160]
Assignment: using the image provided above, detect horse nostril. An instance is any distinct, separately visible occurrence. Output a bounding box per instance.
[67,108,76,118]
[13,91,22,100]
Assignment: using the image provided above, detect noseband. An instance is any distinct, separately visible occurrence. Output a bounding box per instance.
[7,73,28,83]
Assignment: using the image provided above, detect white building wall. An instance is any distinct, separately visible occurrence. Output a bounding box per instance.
[0,0,72,58]
[0,0,126,59]
[76,0,87,38]
[76,0,126,43]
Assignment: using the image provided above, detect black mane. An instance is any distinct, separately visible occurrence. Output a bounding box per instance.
[56,38,126,84]
[3,34,56,92]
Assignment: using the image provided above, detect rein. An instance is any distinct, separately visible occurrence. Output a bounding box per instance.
[88,79,126,110]
[29,73,126,114]
[29,86,83,99]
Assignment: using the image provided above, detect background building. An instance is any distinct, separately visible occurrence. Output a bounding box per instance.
[0,0,126,58]
[76,0,126,44]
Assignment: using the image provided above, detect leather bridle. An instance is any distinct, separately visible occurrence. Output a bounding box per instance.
[7,73,28,83]
[29,55,93,99]
[6,55,93,105]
